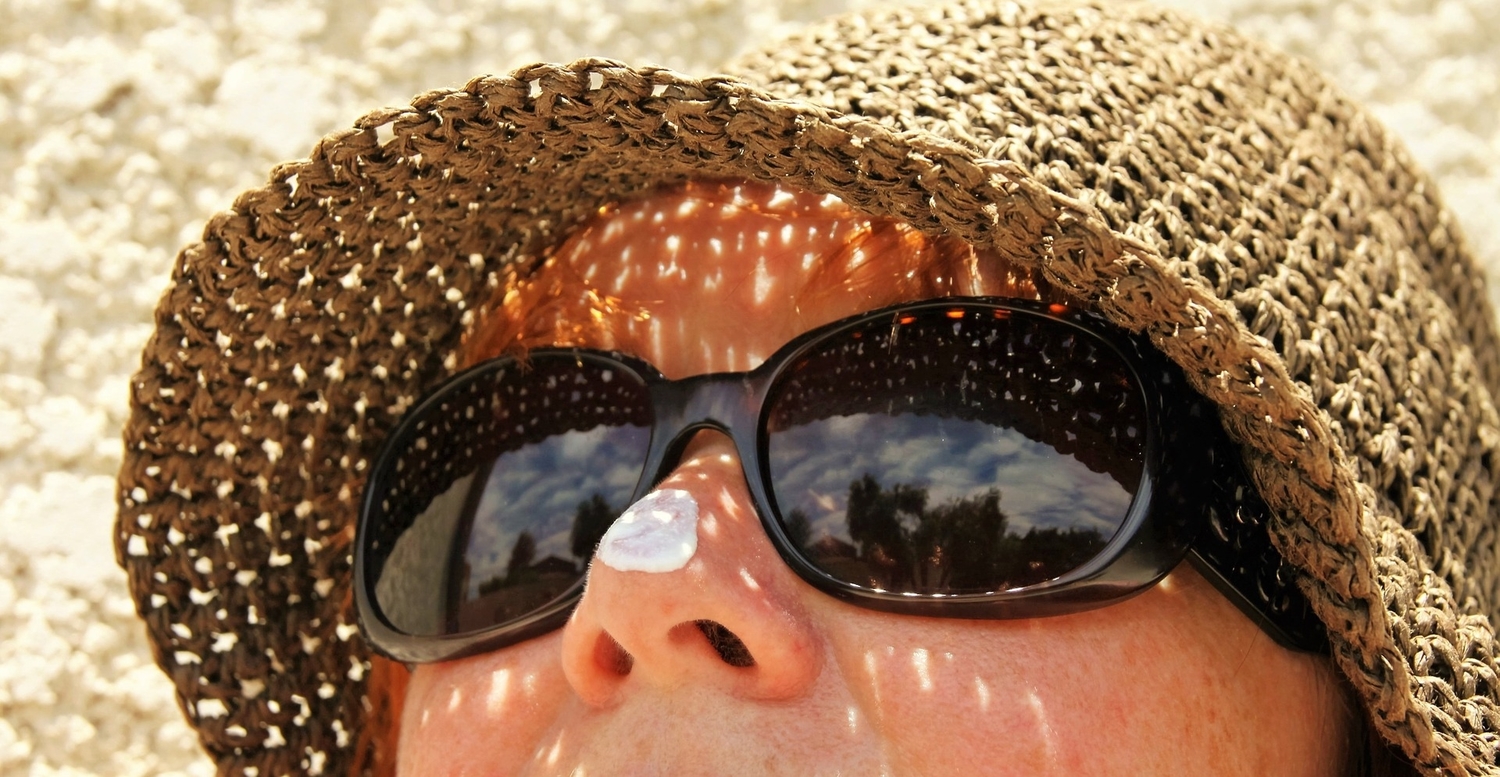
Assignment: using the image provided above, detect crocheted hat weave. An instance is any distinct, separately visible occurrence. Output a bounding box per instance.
[116,0,1500,774]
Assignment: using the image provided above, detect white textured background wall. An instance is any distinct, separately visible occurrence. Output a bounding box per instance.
[0,0,1496,774]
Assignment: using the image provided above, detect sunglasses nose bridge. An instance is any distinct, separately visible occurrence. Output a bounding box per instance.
[641,373,762,489]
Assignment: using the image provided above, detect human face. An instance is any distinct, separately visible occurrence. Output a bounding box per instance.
[396,183,1350,776]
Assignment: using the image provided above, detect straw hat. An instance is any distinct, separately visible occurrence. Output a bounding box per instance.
[115,0,1500,773]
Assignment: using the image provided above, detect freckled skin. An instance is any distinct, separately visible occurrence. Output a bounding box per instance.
[398,184,1349,777]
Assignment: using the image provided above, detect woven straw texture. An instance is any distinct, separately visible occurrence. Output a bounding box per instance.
[2,0,1500,774]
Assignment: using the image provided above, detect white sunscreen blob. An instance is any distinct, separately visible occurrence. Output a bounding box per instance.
[596,489,699,573]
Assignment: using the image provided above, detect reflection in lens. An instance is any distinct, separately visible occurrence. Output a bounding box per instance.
[448,426,648,633]
[765,306,1145,595]
[371,355,651,637]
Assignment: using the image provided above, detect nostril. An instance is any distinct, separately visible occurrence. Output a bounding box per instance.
[594,631,634,676]
[695,620,756,668]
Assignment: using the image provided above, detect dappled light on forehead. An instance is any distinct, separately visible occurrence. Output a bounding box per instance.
[562,181,856,303]
[462,180,1055,377]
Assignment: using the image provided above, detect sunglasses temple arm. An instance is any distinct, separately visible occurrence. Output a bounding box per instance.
[1183,548,1327,653]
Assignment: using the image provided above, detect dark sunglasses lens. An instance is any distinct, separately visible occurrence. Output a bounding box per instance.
[366,354,651,638]
[765,306,1147,595]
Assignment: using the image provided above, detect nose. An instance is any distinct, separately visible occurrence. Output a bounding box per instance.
[559,432,825,707]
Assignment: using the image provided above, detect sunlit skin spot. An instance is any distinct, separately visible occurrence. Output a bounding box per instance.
[700,512,719,536]
[753,255,772,305]
[740,568,761,591]
[446,687,463,712]
[1027,688,1057,762]
[486,669,511,713]
[545,732,565,767]
[912,648,933,692]
[847,706,859,735]
[717,487,740,519]
[975,676,992,711]
[863,651,882,712]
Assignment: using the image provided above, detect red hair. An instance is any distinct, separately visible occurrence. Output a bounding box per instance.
[350,654,408,777]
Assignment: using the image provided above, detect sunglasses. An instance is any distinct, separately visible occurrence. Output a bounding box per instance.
[355,297,1325,664]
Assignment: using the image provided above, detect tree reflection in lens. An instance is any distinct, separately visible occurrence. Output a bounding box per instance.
[452,493,621,633]
[797,475,1106,595]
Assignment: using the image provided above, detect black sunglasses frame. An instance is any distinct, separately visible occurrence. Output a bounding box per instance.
[356,297,1325,664]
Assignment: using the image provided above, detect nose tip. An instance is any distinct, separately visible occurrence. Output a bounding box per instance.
[594,489,700,574]
[559,434,823,707]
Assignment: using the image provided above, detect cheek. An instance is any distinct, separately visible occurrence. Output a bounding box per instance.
[826,617,1152,774]
[818,570,1345,777]
[398,633,573,776]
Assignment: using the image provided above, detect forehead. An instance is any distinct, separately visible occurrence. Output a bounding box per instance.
[468,180,1043,378]
[560,182,874,308]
